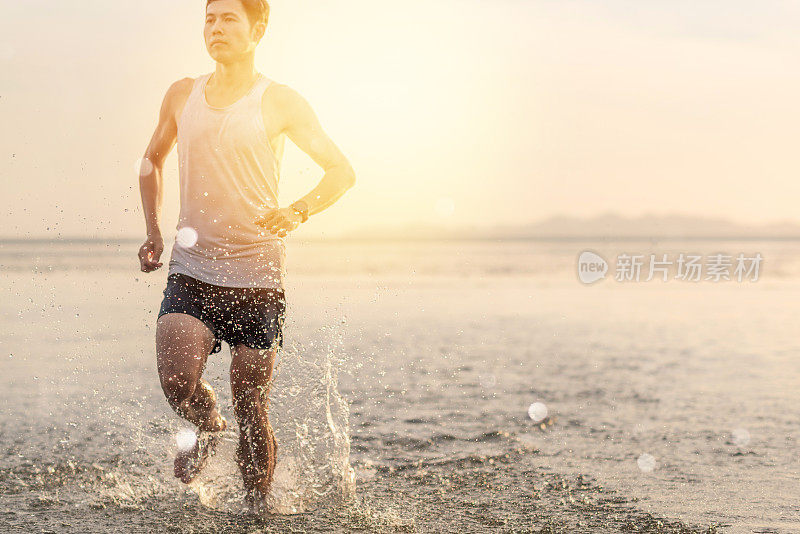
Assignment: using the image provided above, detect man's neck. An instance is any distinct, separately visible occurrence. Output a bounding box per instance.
[212,57,258,89]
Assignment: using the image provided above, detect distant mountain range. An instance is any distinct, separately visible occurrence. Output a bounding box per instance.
[347,213,800,240]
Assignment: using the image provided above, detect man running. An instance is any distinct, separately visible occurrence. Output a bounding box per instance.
[136,0,356,513]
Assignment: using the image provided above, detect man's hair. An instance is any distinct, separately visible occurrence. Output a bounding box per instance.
[206,0,269,29]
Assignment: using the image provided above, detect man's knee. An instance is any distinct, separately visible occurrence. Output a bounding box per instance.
[233,386,267,420]
[160,372,196,407]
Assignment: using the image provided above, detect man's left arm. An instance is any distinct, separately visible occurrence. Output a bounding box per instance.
[255,86,356,237]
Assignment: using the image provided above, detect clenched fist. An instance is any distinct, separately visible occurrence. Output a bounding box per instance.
[138,235,164,272]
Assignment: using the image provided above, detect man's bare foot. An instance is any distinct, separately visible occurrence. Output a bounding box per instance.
[173,431,222,484]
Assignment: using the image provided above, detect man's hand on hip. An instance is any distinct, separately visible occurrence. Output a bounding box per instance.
[255,208,303,238]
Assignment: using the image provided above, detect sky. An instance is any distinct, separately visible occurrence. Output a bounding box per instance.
[1,0,799,239]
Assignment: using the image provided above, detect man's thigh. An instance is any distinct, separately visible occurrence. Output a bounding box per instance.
[156,312,218,388]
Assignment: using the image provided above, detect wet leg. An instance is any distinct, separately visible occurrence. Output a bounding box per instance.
[230,344,278,508]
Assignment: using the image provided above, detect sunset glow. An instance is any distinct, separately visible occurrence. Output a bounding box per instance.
[1,0,799,239]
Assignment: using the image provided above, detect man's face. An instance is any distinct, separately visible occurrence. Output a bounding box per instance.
[204,0,263,63]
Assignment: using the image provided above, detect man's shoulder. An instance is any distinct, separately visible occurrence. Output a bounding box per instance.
[262,80,305,106]
[166,77,197,99]
[260,81,309,131]
[160,77,199,118]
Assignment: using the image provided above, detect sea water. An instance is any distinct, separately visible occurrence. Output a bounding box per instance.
[1,238,799,532]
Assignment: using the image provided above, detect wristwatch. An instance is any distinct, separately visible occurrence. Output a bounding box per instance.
[290,200,310,223]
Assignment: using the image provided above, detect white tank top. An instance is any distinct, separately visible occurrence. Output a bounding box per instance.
[168,72,287,289]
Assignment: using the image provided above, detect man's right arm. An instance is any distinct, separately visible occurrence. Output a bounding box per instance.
[137,78,191,272]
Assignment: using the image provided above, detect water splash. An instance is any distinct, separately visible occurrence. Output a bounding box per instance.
[186,323,356,514]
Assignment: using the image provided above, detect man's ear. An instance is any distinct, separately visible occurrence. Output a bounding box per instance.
[252,21,266,43]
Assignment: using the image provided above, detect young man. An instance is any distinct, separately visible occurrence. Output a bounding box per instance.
[136,0,355,512]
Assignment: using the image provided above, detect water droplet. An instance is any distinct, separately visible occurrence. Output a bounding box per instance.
[637,453,656,472]
[527,402,548,423]
[176,429,197,451]
[434,197,456,217]
[176,227,199,248]
[479,374,497,389]
[732,428,751,447]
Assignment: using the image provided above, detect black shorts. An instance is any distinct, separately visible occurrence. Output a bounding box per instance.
[157,273,286,355]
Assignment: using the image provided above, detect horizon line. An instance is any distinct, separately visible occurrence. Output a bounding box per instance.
[5,234,800,244]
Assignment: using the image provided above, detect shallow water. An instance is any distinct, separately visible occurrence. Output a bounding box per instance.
[1,238,798,532]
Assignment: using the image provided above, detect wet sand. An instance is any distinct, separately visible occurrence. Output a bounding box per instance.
[2,239,798,532]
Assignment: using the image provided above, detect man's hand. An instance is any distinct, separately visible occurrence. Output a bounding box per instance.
[254,207,303,238]
[139,235,165,272]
